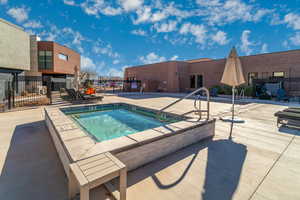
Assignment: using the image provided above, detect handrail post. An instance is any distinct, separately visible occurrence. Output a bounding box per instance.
[158,87,210,120]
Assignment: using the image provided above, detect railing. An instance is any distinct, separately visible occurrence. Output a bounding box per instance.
[157,87,210,121]
[235,88,245,100]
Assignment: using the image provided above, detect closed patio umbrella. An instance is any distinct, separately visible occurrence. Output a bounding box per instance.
[221,47,245,139]
[74,65,80,99]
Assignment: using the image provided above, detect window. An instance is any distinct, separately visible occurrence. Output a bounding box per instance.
[38,51,53,70]
[190,75,196,88]
[273,72,285,78]
[248,72,258,85]
[190,74,203,88]
[197,75,203,88]
[58,53,68,61]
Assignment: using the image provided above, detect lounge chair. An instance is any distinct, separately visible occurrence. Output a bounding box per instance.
[276,88,290,102]
[66,89,77,100]
[66,89,103,102]
[283,107,300,114]
[210,87,218,97]
[76,90,103,101]
[274,110,300,128]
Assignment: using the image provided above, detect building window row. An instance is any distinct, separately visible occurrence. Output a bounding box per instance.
[38,51,53,70]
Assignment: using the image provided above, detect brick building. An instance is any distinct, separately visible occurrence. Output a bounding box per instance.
[124,50,300,95]
[37,41,80,90]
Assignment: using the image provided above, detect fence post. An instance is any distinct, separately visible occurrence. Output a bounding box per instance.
[46,77,52,104]
[7,81,11,110]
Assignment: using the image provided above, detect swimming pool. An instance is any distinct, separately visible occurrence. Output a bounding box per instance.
[70,109,177,142]
[62,104,180,142]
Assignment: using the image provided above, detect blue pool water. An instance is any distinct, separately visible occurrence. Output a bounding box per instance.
[72,109,166,141]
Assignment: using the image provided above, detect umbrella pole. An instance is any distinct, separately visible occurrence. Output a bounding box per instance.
[229,86,235,139]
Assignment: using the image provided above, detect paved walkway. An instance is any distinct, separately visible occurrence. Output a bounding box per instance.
[0,94,299,200]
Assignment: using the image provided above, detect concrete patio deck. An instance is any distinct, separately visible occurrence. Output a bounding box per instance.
[0,94,299,200]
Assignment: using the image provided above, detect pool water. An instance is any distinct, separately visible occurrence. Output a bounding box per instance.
[71,109,166,142]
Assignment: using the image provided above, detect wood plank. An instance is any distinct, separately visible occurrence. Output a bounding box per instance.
[80,157,111,171]
[120,168,127,200]
[69,164,89,186]
[88,171,120,189]
[86,165,120,182]
[105,152,126,169]
[77,153,106,166]
[84,161,116,176]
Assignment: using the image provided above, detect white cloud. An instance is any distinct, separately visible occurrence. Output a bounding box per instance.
[23,20,43,28]
[139,52,166,64]
[93,42,119,58]
[284,13,300,30]
[240,30,253,55]
[211,31,228,45]
[62,27,86,52]
[133,2,192,24]
[196,0,271,25]
[0,0,8,4]
[102,6,123,16]
[113,59,120,64]
[270,13,283,25]
[252,9,272,22]
[81,56,96,72]
[131,29,147,36]
[119,0,143,11]
[107,68,124,77]
[290,32,300,46]
[154,20,177,33]
[179,23,207,44]
[63,0,76,6]
[7,7,29,23]
[260,43,268,53]
[170,55,178,60]
[282,40,289,48]
[133,6,152,24]
[80,0,122,17]
[151,11,167,22]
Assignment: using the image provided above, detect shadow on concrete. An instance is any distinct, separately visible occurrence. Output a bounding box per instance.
[0,121,67,200]
[125,138,247,200]
[125,138,210,188]
[201,139,247,200]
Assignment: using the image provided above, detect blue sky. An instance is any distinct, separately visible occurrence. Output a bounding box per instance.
[1,0,300,77]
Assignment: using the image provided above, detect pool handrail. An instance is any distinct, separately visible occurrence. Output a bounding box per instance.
[157,87,210,120]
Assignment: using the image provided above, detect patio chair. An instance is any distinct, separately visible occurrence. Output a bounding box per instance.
[75,90,103,101]
[274,110,300,128]
[66,89,77,100]
[66,89,103,102]
[283,107,300,114]
[276,88,290,102]
[210,87,218,97]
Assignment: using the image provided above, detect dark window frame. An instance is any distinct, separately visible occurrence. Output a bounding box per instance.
[38,51,53,70]
[190,75,196,88]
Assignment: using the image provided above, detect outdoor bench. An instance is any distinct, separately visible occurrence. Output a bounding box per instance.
[69,152,127,200]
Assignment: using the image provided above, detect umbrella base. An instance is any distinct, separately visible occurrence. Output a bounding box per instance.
[220,116,245,123]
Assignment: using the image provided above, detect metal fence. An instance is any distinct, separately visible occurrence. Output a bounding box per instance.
[253,77,300,97]
[0,76,51,112]
[84,79,142,93]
